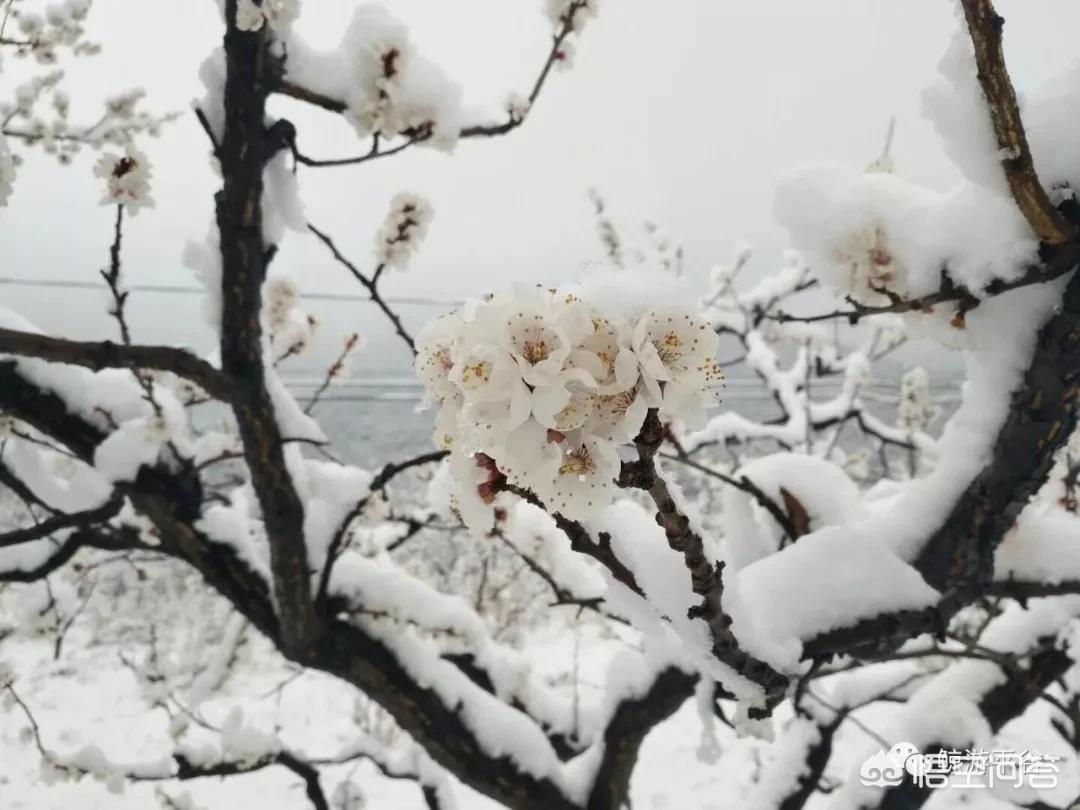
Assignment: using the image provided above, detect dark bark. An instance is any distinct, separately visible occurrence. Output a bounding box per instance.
[806,257,1080,662]
[585,667,697,810]
[632,409,788,713]
[216,2,319,656]
[0,328,231,400]
[878,640,1072,810]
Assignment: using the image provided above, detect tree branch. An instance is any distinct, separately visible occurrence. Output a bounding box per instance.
[276,1,591,161]
[628,409,789,712]
[215,5,320,656]
[0,328,232,401]
[307,222,417,355]
[0,495,123,548]
[960,0,1073,244]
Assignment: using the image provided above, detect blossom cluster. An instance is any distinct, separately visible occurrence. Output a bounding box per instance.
[375,192,433,270]
[0,136,15,207]
[264,275,316,360]
[831,222,907,305]
[93,145,153,213]
[545,0,599,33]
[5,0,94,65]
[234,0,299,33]
[325,6,463,149]
[546,0,598,69]
[897,366,938,435]
[415,280,722,529]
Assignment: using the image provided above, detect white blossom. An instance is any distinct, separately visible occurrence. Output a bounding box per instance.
[93,145,153,213]
[235,0,265,32]
[506,92,530,124]
[631,309,723,427]
[897,366,938,434]
[262,0,299,30]
[831,222,906,303]
[375,192,433,269]
[415,276,721,525]
[0,136,15,206]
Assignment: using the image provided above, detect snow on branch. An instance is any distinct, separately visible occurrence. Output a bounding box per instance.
[0,327,231,401]
[274,1,598,166]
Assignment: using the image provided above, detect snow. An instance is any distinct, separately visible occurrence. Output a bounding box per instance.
[732,526,940,665]
[774,162,1037,305]
[996,507,1080,587]
[5,5,1080,808]
[284,5,466,150]
[719,453,863,570]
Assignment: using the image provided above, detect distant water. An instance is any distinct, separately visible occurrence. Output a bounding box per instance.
[291,376,962,465]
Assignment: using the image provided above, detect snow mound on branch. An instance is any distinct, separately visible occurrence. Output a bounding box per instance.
[732,527,939,657]
[774,163,1037,304]
[996,508,1080,587]
[720,453,862,571]
[285,5,466,149]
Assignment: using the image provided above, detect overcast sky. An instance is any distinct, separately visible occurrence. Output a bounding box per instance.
[3,0,1080,376]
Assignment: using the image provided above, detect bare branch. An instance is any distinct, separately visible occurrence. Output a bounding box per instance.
[0,495,123,548]
[307,222,417,355]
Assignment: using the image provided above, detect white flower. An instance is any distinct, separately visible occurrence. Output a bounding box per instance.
[0,136,15,207]
[554,39,576,71]
[419,277,716,521]
[261,0,299,30]
[502,296,576,387]
[449,341,520,404]
[832,223,906,303]
[448,449,499,534]
[431,394,463,450]
[506,92,530,124]
[235,0,265,31]
[588,386,648,445]
[375,193,433,270]
[264,275,314,359]
[631,309,721,425]
[415,311,463,403]
[93,146,153,213]
[539,434,620,519]
[104,89,146,120]
[570,314,638,394]
[897,366,937,434]
[265,275,301,332]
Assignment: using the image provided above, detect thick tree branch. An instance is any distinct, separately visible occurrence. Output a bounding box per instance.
[0,328,231,401]
[806,256,1080,662]
[584,667,697,810]
[216,4,319,656]
[0,363,584,810]
[960,0,1073,244]
[877,637,1073,810]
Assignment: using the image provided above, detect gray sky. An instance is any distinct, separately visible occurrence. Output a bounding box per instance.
[3,0,1079,376]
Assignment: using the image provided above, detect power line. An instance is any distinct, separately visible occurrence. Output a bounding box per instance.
[0,276,460,308]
